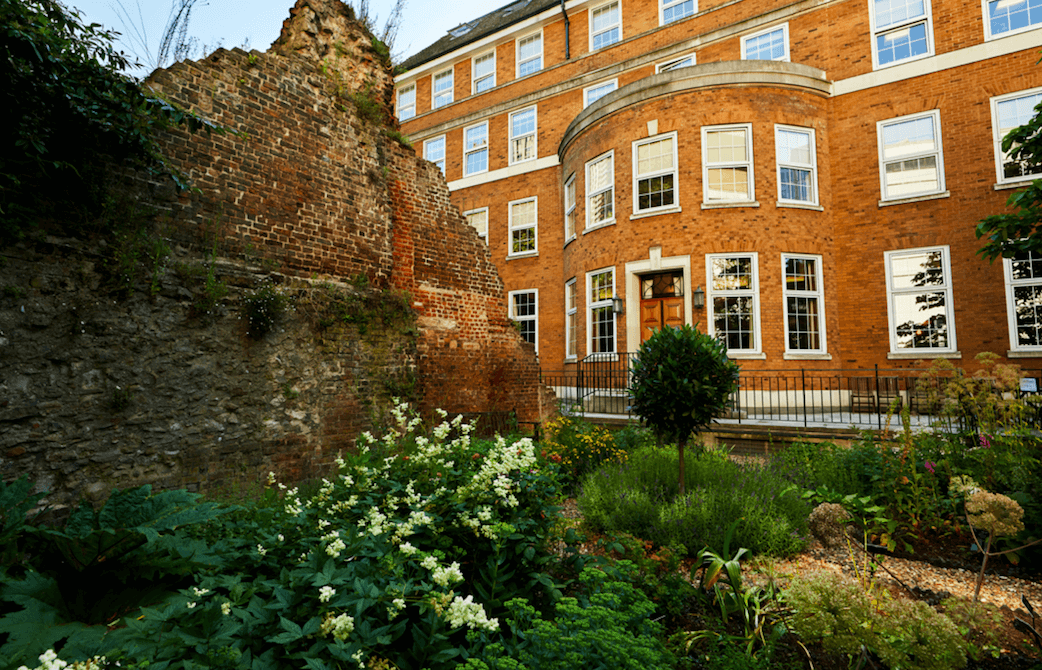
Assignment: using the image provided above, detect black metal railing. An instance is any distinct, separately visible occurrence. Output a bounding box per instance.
[538,358,1042,432]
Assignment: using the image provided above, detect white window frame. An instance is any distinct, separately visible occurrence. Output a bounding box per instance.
[472,51,496,94]
[656,53,696,72]
[423,135,446,175]
[565,278,578,360]
[464,207,488,242]
[463,121,489,177]
[742,23,790,61]
[432,69,454,109]
[876,110,945,202]
[661,0,696,25]
[702,124,755,203]
[508,196,538,258]
[782,253,827,355]
[564,173,577,243]
[509,289,539,352]
[583,79,618,108]
[869,0,934,69]
[884,245,957,355]
[983,0,1042,40]
[632,132,679,214]
[587,267,617,356]
[589,1,622,51]
[509,106,538,165]
[516,31,543,77]
[775,125,818,206]
[397,83,415,121]
[1004,251,1042,353]
[585,151,615,231]
[991,88,1042,185]
[706,253,762,356]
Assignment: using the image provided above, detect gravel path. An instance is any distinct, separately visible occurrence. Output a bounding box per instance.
[748,542,1042,614]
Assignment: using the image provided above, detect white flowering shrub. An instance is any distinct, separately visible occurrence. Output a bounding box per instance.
[0,403,562,670]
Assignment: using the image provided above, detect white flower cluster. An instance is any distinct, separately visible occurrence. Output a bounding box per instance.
[319,586,336,603]
[444,595,499,632]
[320,613,355,641]
[324,531,347,558]
[431,561,464,588]
[359,507,389,537]
[387,597,407,619]
[461,436,537,507]
[17,650,110,670]
[398,541,418,555]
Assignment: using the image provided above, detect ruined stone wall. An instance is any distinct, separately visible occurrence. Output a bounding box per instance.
[0,0,548,508]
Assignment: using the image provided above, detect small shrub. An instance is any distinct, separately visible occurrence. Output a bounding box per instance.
[541,415,628,486]
[785,570,968,670]
[466,564,674,670]
[242,281,289,339]
[578,447,809,557]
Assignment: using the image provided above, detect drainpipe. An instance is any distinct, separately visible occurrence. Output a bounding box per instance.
[560,0,570,59]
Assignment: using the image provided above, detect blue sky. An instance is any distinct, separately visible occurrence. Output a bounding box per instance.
[69,0,493,76]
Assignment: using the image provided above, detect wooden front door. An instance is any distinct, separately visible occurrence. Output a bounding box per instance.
[640,297,685,342]
[639,271,686,343]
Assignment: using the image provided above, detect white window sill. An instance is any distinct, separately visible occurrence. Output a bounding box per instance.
[777,201,824,211]
[879,191,950,207]
[630,206,682,220]
[887,350,961,360]
[583,221,616,235]
[702,200,760,210]
[994,180,1037,191]
[509,157,538,168]
[727,352,766,360]
[783,352,832,360]
[872,50,933,72]
[1008,350,1042,358]
[507,251,539,260]
[463,168,489,178]
[563,235,577,248]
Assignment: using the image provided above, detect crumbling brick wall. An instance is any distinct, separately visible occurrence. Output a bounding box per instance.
[0,0,548,509]
[145,0,547,424]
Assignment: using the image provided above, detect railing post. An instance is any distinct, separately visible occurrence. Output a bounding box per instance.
[875,363,882,431]
[802,367,808,429]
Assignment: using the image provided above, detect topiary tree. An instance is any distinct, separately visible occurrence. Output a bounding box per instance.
[628,325,740,495]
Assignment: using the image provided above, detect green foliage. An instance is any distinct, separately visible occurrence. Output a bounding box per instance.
[101,198,171,298]
[352,83,386,125]
[977,93,1042,260]
[0,405,564,670]
[242,280,289,339]
[1,0,219,233]
[302,280,414,337]
[466,565,674,670]
[0,486,227,665]
[578,446,809,557]
[0,476,46,566]
[629,325,739,448]
[384,127,413,148]
[770,440,859,493]
[785,570,969,670]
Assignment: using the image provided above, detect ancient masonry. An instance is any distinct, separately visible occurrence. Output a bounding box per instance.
[0,0,550,508]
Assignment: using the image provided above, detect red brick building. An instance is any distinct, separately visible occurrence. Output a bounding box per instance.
[395,0,1042,379]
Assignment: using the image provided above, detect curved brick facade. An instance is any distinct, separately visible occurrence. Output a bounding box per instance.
[398,0,1042,377]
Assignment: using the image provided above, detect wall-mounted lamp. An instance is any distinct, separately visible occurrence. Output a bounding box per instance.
[693,285,705,310]
[611,295,625,315]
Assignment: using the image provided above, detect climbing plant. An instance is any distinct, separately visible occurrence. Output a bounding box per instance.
[1,0,218,236]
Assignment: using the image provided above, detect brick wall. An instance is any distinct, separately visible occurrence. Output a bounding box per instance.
[140,0,546,423]
[0,0,549,507]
